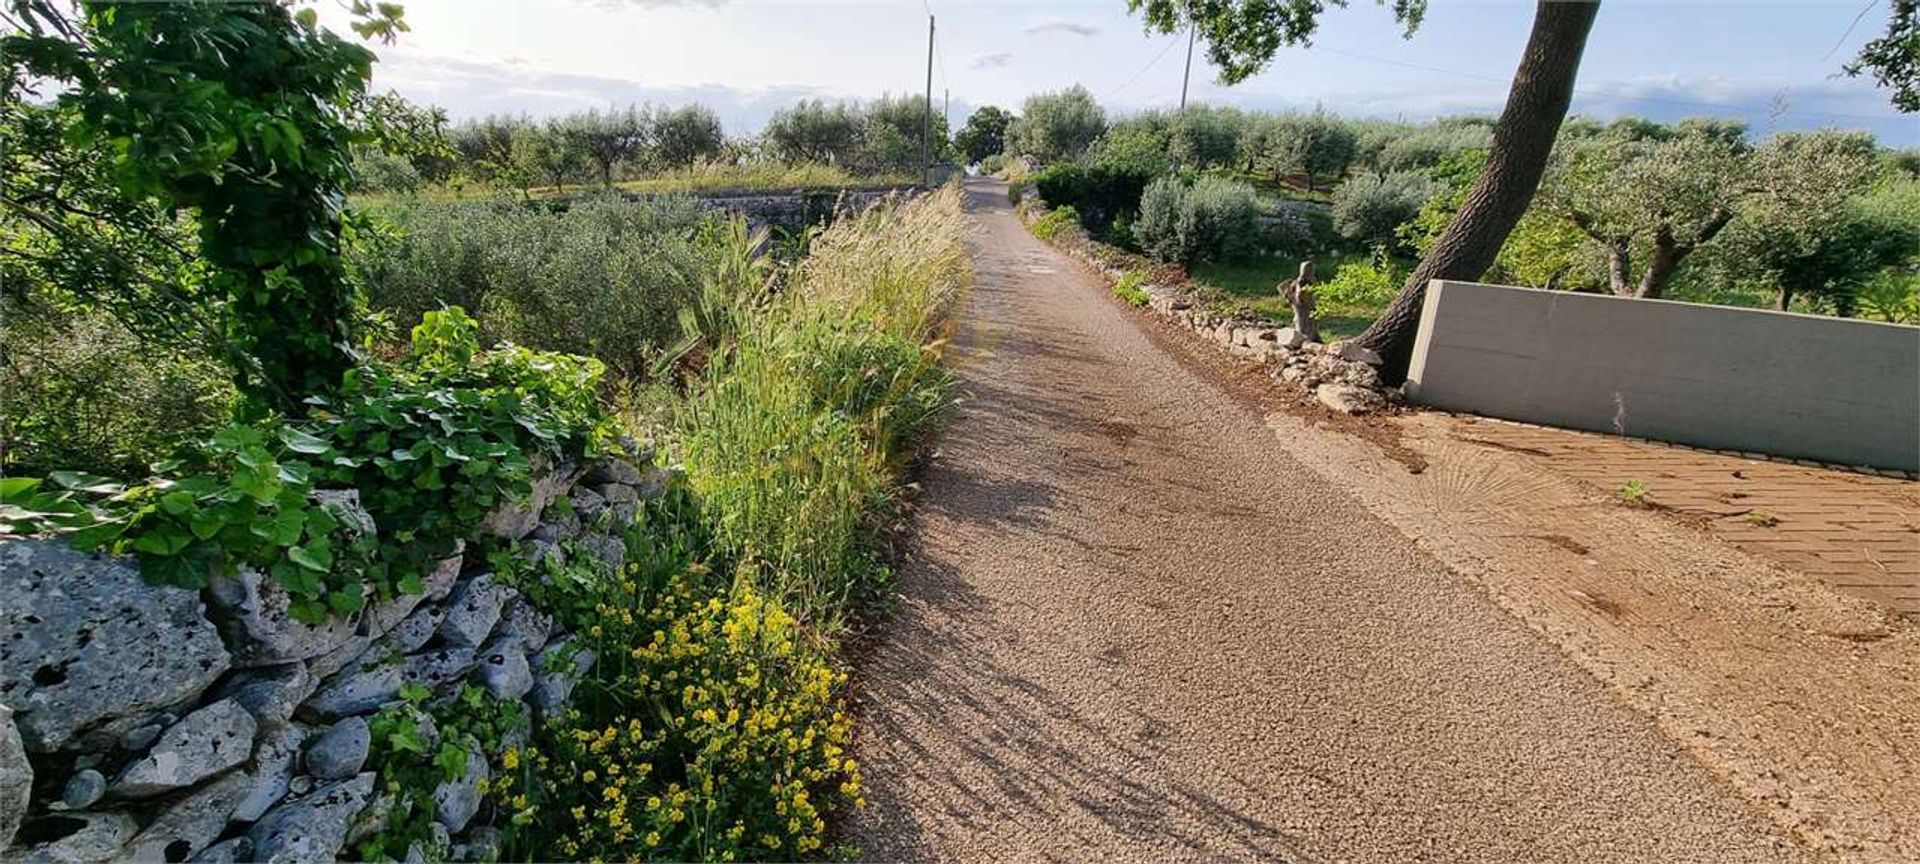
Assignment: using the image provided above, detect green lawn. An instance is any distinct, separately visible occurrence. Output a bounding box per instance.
[1189,251,1383,341]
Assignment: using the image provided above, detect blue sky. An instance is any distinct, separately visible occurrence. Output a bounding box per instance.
[322,0,1918,145]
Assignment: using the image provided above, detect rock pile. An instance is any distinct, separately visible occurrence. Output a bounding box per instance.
[0,449,675,863]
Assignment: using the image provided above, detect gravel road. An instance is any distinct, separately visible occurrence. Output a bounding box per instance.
[845,180,1808,863]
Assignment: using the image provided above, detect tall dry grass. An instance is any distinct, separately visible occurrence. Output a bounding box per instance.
[672,185,970,628]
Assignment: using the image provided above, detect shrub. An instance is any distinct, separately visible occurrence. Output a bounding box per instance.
[979,153,1007,174]
[352,193,721,384]
[517,556,860,861]
[1033,162,1154,235]
[1332,171,1442,248]
[1031,205,1082,242]
[1112,270,1151,307]
[1133,175,1260,267]
[1318,261,1402,311]
[0,308,235,479]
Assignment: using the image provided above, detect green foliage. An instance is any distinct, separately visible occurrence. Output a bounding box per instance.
[351,194,721,384]
[675,187,967,627]
[1318,260,1401,310]
[6,0,396,410]
[0,306,234,478]
[358,683,532,862]
[955,106,1013,164]
[77,308,612,623]
[1030,205,1083,242]
[1332,171,1441,248]
[859,93,950,173]
[1015,85,1108,163]
[564,106,650,188]
[762,100,866,166]
[1032,162,1154,234]
[1169,105,1243,169]
[1845,0,1919,112]
[1262,111,1360,191]
[1128,0,1426,85]
[1089,119,1174,178]
[1112,270,1152,307]
[653,104,726,169]
[521,560,860,861]
[1133,175,1260,267]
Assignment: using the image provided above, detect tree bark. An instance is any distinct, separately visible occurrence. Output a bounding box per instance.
[1634,206,1732,299]
[1606,240,1632,295]
[1356,0,1600,383]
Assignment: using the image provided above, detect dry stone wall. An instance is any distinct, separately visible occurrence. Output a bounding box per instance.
[0,451,675,863]
[1016,195,1399,415]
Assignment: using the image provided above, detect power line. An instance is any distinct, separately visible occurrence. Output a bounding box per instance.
[1314,46,1900,124]
[1107,33,1182,101]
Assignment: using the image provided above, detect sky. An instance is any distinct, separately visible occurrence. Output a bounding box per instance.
[317,0,1919,145]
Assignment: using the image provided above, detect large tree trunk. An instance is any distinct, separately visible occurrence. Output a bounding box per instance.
[1635,207,1732,299]
[1356,0,1601,382]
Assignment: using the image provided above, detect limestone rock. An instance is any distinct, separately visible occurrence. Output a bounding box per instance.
[381,601,446,656]
[299,659,403,721]
[122,769,252,862]
[206,565,359,668]
[451,825,502,862]
[583,456,645,487]
[117,722,166,753]
[305,717,369,780]
[234,723,308,823]
[578,533,627,576]
[483,459,579,541]
[362,546,464,641]
[438,575,511,648]
[1316,382,1388,415]
[214,663,316,730]
[302,633,373,682]
[110,699,255,798]
[530,641,596,718]
[430,740,489,834]
[9,811,137,864]
[1329,340,1383,366]
[1274,327,1309,349]
[492,599,551,655]
[0,540,231,752]
[566,487,607,523]
[60,769,105,811]
[248,772,376,864]
[405,646,480,693]
[1,705,28,846]
[190,836,254,864]
[476,643,532,701]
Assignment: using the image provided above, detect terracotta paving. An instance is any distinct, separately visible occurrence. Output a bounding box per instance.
[1428,415,1920,615]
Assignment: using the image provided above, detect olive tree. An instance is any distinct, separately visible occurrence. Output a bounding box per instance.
[1129,0,1601,381]
[763,99,865,164]
[1169,105,1243,169]
[653,104,724,169]
[1016,85,1108,163]
[1266,111,1357,191]
[567,106,649,187]
[1541,124,1880,299]
[955,105,1014,164]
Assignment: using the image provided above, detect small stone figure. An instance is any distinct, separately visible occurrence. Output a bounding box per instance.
[1279,260,1320,344]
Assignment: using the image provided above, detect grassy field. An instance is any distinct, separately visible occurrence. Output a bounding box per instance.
[1189,251,1383,340]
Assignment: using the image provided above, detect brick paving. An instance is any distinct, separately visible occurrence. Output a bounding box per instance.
[1432,415,1920,615]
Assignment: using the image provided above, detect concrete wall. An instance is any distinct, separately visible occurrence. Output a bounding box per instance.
[1404,280,1920,472]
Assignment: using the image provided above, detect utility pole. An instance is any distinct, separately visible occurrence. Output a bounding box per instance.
[1179,18,1195,111]
[923,13,934,186]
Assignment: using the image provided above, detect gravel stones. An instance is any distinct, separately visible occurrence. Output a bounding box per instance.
[59,770,104,811]
[0,539,231,752]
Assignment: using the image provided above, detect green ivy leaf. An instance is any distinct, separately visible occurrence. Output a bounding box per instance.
[288,539,333,572]
[278,426,332,454]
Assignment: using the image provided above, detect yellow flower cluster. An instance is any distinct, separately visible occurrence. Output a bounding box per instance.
[524,569,861,861]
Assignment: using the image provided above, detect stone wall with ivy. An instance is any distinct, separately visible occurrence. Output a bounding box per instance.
[0,450,672,863]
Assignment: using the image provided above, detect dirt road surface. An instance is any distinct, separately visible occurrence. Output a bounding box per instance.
[845,180,1812,863]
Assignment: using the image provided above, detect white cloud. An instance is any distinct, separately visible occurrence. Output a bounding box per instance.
[1026,19,1099,37]
[971,52,1013,70]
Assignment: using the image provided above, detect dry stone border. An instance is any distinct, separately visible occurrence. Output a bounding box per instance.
[1015,198,1401,415]
[0,447,677,862]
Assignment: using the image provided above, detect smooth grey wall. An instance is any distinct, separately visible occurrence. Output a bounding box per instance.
[1404,280,1920,472]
